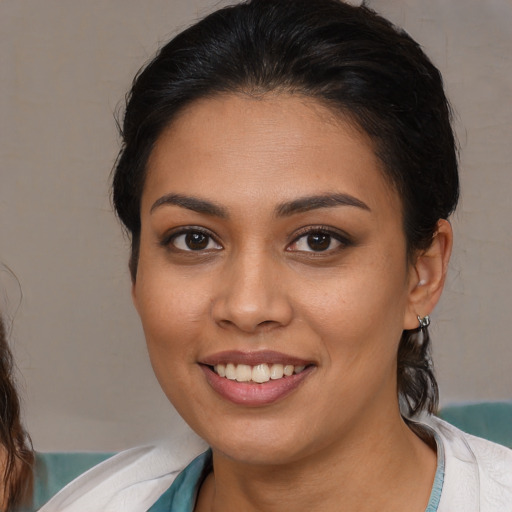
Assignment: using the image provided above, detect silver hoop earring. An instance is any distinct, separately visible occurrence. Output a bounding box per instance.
[417,315,430,329]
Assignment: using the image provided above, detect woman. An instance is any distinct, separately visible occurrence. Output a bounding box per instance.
[0,314,33,511]
[40,0,512,510]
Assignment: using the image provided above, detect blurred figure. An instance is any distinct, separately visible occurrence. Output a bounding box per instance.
[0,315,33,510]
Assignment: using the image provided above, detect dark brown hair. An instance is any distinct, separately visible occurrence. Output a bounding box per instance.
[112,0,459,417]
[0,316,33,510]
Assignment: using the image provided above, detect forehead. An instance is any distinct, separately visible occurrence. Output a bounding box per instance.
[143,93,400,215]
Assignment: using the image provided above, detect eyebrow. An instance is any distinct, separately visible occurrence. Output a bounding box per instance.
[150,192,370,218]
[276,193,370,217]
[150,193,228,218]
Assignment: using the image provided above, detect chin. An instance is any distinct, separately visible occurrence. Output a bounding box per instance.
[196,415,325,467]
[214,437,308,466]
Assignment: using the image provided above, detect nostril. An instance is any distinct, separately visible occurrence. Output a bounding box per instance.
[217,319,235,329]
[216,318,284,333]
[259,319,284,330]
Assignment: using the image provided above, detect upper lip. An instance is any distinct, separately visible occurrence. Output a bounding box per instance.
[200,350,313,367]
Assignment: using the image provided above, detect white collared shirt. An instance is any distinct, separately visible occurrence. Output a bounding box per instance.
[38,417,512,512]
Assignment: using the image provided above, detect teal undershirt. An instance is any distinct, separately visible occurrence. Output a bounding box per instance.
[425,431,445,512]
[148,450,212,512]
[149,433,445,512]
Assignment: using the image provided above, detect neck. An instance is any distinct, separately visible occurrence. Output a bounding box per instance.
[196,411,437,512]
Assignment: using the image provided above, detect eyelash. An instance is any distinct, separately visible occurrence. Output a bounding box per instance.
[288,226,353,254]
[160,227,222,252]
[160,225,353,255]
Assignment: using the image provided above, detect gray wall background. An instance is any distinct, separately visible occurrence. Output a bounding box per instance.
[0,0,510,452]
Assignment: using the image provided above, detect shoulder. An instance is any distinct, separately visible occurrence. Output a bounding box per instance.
[427,416,512,512]
[37,432,207,512]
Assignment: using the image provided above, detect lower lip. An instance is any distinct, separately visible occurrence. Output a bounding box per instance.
[200,365,314,406]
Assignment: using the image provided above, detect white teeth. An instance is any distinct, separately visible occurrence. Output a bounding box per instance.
[270,364,284,380]
[235,364,252,382]
[283,365,294,376]
[252,364,270,383]
[225,363,236,380]
[213,362,307,383]
[216,364,226,377]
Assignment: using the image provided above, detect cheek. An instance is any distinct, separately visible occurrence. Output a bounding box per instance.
[134,270,212,357]
[134,275,212,410]
[295,254,408,361]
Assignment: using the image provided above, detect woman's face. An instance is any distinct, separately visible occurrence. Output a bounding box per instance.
[133,93,421,465]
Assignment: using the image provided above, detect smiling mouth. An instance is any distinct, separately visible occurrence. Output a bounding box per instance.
[212,363,307,383]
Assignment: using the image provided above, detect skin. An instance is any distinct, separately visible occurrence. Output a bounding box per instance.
[133,93,452,512]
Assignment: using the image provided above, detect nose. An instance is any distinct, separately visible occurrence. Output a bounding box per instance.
[211,251,293,334]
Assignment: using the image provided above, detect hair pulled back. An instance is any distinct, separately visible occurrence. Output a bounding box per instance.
[112,0,459,417]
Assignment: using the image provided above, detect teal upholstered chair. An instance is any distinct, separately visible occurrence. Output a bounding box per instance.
[31,451,114,510]
[438,401,512,448]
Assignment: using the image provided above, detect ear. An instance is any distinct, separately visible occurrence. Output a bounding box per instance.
[403,219,453,330]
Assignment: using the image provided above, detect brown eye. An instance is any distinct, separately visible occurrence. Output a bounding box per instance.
[185,232,209,250]
[288,228,351,254]
[170,230,222,252]
[306,233,331,251]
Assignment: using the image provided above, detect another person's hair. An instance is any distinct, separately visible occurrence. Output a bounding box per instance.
[0,316,33,510]
[112,0,459,417]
